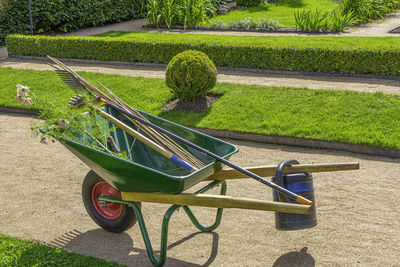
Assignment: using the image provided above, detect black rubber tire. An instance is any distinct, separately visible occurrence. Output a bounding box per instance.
[82,170,140,233]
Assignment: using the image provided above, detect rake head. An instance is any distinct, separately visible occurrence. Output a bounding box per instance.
[55,69,90,96]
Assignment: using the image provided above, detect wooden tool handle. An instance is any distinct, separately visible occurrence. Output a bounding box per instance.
[207,162,360,180]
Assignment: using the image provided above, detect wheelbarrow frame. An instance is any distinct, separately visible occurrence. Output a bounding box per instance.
[51,107,359,266]
[97,162,359,267]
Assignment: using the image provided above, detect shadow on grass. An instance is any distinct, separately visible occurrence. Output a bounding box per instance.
[273,247,315,266]
[235,5,270,14]
[272,0,306,8]
[48,229,219,267]
[94,31,133,38]
[157,104,212,129]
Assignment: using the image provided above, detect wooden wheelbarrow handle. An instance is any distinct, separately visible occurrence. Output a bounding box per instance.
[207,162,360,180]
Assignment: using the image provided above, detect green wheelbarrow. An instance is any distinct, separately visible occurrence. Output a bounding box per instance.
[56,106,359,266]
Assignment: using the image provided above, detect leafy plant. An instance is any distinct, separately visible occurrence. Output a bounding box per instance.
[339,0,400,23]
[295,7,356,32]
[145,0,219,28]
[161,0,176,28]
[146,0,162,28]
[329,8,357,32]
[0,0,146,45]
[210,17,282,30]
[209,19,229,29]
[166,50,217,102]
[294,9,329,32]
[180,0,217,28]
[24,90,129,160]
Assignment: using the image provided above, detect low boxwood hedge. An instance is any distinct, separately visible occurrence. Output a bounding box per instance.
[6,34,400,75]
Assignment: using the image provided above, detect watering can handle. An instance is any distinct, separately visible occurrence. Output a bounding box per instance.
[275,159,300,201]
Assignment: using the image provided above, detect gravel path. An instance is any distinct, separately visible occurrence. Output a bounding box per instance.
[62,12,400,37]
[1,57,399,95]
[1,114,399,266]
[1,11,399,266]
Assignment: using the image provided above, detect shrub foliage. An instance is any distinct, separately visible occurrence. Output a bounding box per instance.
[6,34,400,76]
[166,50,217,102]
[236,0,264,7]
[145,0,222,28]
[340,0,400,23]
[0,0,145,45]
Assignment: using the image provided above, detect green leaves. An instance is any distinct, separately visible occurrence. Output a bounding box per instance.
[166,50,217,102]
[0,234,124,266]
[340,0,400,23]
[145,0,218,28]
[7,34,400,76]
[0,0,146,45]
[210,17,283,30]
[294,8,356,32]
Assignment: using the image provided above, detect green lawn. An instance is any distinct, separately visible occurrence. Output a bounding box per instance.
[94,32,400,50]
[1,67,399,149]
[210,0,339,27]
[0,234,124,267]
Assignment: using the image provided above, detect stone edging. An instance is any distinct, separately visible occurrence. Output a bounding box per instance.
[0,106,39,116]
[1,106,399,159]
[192,127,400,159]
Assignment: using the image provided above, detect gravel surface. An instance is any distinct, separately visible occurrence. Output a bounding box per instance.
[1,12,399,266]
[1,114,399,266]
[1,58,399,96]
[59,12,400,37]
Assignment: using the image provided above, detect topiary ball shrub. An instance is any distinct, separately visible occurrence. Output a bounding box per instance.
[166,50,217,103]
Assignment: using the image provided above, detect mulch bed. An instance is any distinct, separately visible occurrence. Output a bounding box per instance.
[162,94,220,113]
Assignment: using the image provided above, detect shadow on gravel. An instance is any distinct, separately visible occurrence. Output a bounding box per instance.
[273,247,315,267]
[49,229,219,266]
[220,69,400,85]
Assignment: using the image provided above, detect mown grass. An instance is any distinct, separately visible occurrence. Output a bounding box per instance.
[0,234,124,267]
[210,0,338,27]
[94,31,400,50]
[1,67,399,149]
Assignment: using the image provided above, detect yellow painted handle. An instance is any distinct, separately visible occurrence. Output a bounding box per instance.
[297,196,313,206]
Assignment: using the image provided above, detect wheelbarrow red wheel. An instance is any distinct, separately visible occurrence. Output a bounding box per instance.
[82,170,141,233]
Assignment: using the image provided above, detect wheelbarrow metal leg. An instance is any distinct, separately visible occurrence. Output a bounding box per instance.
[99,180,226,266]
[183,180,226,232]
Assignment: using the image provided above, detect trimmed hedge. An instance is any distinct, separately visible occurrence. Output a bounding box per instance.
[0,0,145,45]
[6,34,400,75]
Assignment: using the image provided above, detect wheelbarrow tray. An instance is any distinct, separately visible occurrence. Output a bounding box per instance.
[60,105,238,194]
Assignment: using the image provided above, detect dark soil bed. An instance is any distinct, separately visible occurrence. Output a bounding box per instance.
[162,95,220,113]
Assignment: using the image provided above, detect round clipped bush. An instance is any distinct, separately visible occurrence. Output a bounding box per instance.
[166,50,217,103]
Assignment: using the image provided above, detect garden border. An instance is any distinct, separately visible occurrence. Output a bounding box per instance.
[144,26,341,35]
[7,55,400,82]
[7,34,400,76]
[2,106,398,159]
